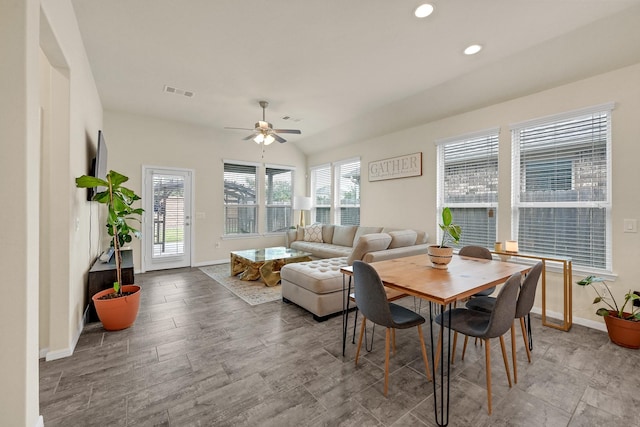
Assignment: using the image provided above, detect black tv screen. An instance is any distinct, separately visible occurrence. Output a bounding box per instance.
[88,130,108,200]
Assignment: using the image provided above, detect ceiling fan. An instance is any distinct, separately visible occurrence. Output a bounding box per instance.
[224,100,302,145]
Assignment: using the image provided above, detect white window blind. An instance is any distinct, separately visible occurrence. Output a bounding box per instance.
[437,129,499,249]
[265,167,293,232]
[511,105,612,270]
[311,165,331,224]
[224,162,257,235]
[335,159,360,225]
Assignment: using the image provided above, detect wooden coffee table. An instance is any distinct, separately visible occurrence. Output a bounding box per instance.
[230,246,312,287]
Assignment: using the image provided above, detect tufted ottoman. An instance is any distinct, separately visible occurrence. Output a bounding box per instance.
[280,257,348,321]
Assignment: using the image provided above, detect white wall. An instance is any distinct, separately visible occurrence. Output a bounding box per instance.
[40,0,104,361]
[0,1,41,425]
[104,110,308,269]
[0,0,103,424]
[308,62,640,326]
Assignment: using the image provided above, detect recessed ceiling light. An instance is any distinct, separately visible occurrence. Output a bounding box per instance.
[464,44,483,55]
[414,4,434,18]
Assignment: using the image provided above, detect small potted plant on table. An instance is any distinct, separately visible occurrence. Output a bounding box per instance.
[577,275,640,349]
[76,170,144,330]
[428,207,462,270]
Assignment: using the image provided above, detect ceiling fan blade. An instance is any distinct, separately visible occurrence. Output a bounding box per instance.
[225,126,255,131]
[273,133,287,143]
[273,129,301,134]
[242,133,257,141]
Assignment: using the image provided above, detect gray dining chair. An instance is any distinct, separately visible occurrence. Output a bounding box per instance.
[450,245,495,361]
[458,245,495,296]
[352,261,431,396]
[435,272,522,414]
[465,261,543,383]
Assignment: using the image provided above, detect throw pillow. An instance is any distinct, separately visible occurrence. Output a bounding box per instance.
[303,224,323,243]
[388,230,418,248]
[347,233,392,265]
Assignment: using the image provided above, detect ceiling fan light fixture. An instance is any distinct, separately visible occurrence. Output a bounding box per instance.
[414,4,434,18]
[264,134,275,145]
[254,134,265,144]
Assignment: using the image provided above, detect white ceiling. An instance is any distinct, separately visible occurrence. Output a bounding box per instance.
[71,0,640,155]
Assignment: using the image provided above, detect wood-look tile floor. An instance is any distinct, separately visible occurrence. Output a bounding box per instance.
[40,267,640,426]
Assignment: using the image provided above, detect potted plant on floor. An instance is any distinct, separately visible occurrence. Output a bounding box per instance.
[76,170,144,330]
[577,275,640,348]
[428,207,462,270]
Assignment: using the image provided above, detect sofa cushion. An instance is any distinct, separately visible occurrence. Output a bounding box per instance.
[347,233,392,265]
[291,241,353,259]
[322,224,335,244]
[352,226,383,246]
[388,230,418,248]
[416,231,428,244]
[303,224,323,242]
[332,225,358,247]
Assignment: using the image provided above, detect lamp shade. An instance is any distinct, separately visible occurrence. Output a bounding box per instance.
[505,240,518,253]
[293,196,312,211]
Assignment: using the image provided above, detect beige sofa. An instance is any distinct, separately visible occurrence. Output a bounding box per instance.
[281,225,429,320]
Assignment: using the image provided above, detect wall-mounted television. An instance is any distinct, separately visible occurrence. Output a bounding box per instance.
[88,130,108,201]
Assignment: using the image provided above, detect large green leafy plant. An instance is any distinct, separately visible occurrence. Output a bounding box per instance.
[76,170,143,296]
[577,275,640,321]
[438,207,462,248]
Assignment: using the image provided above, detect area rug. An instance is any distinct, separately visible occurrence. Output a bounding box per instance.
[199,263,282,306]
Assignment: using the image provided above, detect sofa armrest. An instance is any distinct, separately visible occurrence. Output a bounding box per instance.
[285,229,299,248]
[361,244,430,263]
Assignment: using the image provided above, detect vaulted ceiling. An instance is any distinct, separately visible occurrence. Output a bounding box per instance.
[72,0,640,154]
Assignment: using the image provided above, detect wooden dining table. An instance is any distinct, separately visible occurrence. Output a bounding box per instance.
[341,254,531,427]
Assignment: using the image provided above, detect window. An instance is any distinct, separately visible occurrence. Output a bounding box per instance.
[311,165,331,224]
[265,166,293,233]
[310,159,361,225]
[511,103,613,270]
[437,129,499,249]
[224,162,257,235]
[335,159,361,225]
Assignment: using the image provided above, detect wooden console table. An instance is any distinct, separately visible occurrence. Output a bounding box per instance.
[87,249,134,322]
[492,250,572,331]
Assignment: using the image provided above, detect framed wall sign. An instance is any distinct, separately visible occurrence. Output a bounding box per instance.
[368,152,422,182]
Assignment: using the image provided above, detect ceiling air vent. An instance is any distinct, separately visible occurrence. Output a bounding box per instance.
[163,85,194,98]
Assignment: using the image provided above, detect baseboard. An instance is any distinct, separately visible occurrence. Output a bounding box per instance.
[43,309,85,361]
[35,415,44,427]
[530,307,607,332]
[194,259,228,267]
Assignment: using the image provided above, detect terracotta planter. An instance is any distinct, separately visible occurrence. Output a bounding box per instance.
[92,285,141,331]
[428,245,454,270]
[603,311,640,349]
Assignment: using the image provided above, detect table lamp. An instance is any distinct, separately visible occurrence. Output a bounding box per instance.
[293,196,312,228]
[505,240,519,253]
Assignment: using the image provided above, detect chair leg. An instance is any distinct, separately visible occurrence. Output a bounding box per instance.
[355,316,366,365]
[417,324,432,382]
[392,328,396,356]
[511,323,518,384]
[462,335,469,360]
[484,339,492,415]
[520,317,532,363]
[434,328,442,371]
[451,331,458,364]
[351,308,359,344]
[499,335,512,388]
[384,328,391,396]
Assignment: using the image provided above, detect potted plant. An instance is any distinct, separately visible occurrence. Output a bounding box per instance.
[577,275,640,348]
[76,170,144,330]
[428,207,462,270]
